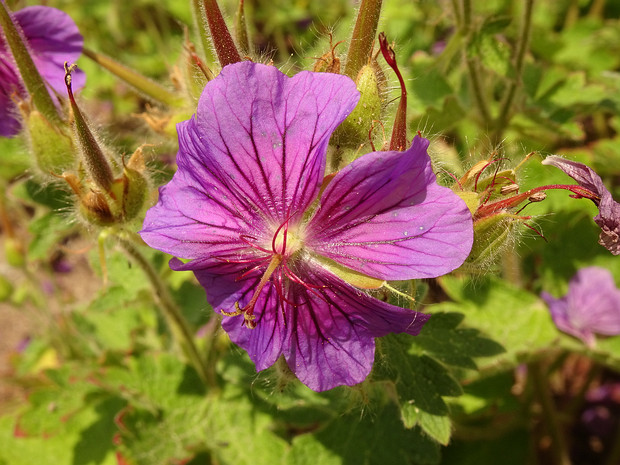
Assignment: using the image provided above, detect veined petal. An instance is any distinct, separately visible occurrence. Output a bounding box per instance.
[283,263,430,391]
[306,136,473,280]
[0,55,22,136]
[140,167,263,259]
[181,258,289,372]
[13,6,85,94]
[178,61,359,226]
[566,267,620,336]
[180,255,430,392]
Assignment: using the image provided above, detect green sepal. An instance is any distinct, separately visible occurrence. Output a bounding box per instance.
[462,212,522,272]
[25,110,75,176]
[334,64,383,156]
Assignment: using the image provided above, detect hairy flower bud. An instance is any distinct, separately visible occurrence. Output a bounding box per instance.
[61,145,149,227]
[22,108,75,176]
[333,64,383,163]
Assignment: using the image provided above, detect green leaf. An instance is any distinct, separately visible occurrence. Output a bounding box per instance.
[441,428,530,465]
[411,312,505,370]
[288,402,441,465]
[437,276,559,370]
[1,365,120,465]
[0,404,118,465]
[373,334,462,444]
[27,212,75,261]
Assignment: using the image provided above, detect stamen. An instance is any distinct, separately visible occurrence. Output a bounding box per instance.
[219,253,283,329]
[239,234,272,254]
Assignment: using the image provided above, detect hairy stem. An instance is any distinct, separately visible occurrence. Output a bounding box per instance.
[344,0,383,79]
[492,0,535,143]
[115,232,214,388]
[459,0,492,127]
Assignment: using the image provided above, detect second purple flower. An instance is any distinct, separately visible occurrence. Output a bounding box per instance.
[141,62,474,391]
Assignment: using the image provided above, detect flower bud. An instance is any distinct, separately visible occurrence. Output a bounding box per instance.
[461,211,523,271]
[64,147,149,227]
[23,109,75,176]
[333,64,383,157]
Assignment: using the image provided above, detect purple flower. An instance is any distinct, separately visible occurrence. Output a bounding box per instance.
[140,62,474,391]
[0,5,84,137]
[542,156,620,255]
[541,267,620,347]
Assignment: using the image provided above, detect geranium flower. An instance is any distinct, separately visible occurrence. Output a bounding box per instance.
[542,156,620,255]
[542,267,620,347]
[140,62,474,391]
[1,5,84,137]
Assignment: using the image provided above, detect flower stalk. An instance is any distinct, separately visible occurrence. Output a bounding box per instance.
[83,48,183,108]
[492,0,535,143]
[458,0,492,127]
[344,0,383,79]
[530,361,571,465]
[115,232,214,388]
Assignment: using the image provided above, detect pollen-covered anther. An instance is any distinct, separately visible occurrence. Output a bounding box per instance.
[220,301,257,329]
[528,192,546,202]
[500,183,519,195]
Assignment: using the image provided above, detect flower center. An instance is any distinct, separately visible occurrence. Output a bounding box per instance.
[272,224,304,257]
[219,218,305,329]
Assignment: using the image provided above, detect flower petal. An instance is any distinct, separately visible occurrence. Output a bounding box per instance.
[283,263,430,391]
[306,136,473,280]
[542,266,620,346]
[140,159,264,260]
[178,256,429,392]
[541,155,606,195]
[14,6,85,94]
[595,196,620,256]
[175,257,290,372]
[0,55,22,137]
[566,267,620,336]
[178,61,359,226]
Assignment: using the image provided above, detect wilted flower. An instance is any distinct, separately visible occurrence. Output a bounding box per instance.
[141,62,473,391]
[542,156,620,255]
[0,5,84,137]
[541,267,620,347]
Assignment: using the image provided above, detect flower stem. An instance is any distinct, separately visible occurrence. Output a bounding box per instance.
[82,49,183,108]
[530,361,571,465]
[459,0,492,127]
[343,0,383,79]
[492,0,534,144]
[114,232,214,388]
